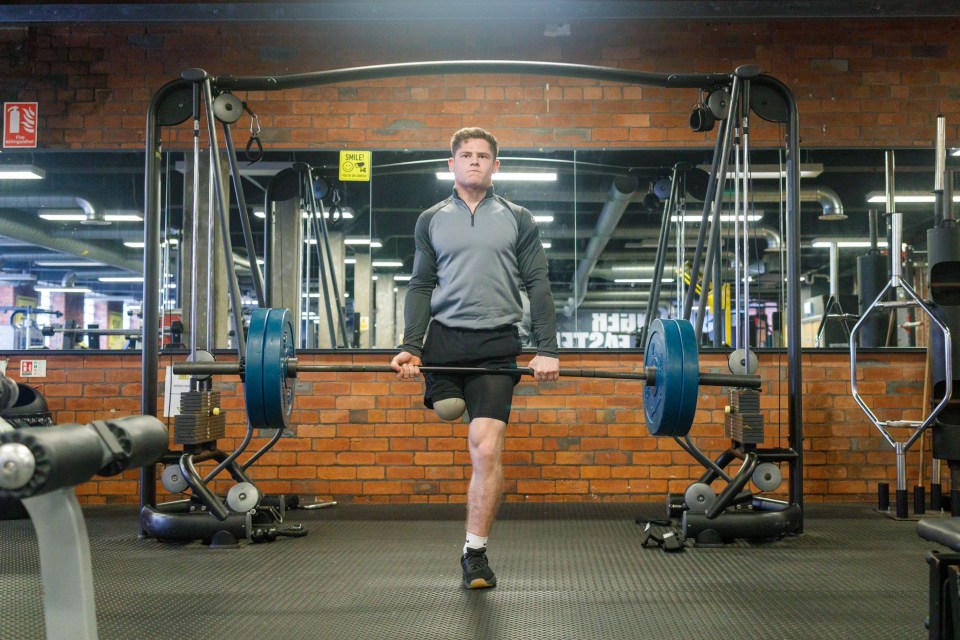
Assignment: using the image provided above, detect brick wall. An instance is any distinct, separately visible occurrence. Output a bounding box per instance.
[0,18,959,151]
[0,349,930,504]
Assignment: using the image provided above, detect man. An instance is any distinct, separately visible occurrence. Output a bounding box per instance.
[390,127,560,589]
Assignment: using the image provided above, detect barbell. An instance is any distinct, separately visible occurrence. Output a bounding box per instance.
[171,308,762,437]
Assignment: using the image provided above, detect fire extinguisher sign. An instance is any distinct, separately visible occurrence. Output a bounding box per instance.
[3,102,38,148]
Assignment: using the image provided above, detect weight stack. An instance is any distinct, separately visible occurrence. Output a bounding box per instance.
[173,390,226,445]
[857,250,888,347]
[928,225,960,461]
[724,389,764,444]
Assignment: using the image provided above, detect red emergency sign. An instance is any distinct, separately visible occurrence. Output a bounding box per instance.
[3,102,38,148]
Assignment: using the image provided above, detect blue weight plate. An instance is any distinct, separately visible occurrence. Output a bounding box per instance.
[644,318,683,436]
[672,318,700,436]
[244,308,270,430]
[261,308,296,430]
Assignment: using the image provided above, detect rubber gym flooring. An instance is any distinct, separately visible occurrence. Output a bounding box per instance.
[0,501,939,639]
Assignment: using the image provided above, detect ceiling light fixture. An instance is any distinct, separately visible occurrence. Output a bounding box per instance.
[36,286,92,293]
[98,276,144,283]
[0,165,45,180]
[695,163,823,179]
[39,212,87,221]
[372,260,403,268]
[344,238,383,248]
[866,192,960,204]
[34,260,105,267]
[811,239,889,248]
[435,171,557,182]
[104,212,143,222]
[671,213,764,223]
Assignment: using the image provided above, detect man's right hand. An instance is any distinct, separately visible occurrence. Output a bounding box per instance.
[390,351,423,379]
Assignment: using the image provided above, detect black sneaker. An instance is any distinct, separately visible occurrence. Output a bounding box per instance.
[461,547,497,589]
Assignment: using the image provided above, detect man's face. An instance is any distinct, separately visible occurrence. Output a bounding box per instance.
[449,138,499,191]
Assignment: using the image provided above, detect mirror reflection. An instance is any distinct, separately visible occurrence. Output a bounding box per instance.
[0,147,947,351]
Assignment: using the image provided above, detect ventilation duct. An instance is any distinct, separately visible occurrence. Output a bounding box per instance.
[562,175,638,316]
[0,209,141,274]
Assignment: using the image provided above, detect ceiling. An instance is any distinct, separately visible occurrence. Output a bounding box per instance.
[3,1,960,23]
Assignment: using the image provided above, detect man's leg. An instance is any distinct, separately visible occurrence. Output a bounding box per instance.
[466,416,506,536]
[460,416,505,589]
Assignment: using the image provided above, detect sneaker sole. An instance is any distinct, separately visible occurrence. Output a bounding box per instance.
[464,577,496,589]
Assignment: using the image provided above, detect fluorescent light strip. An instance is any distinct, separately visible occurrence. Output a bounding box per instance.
[98,276,144,283]
[671,214,763,223]
[812,240,889,248]
[614,278,675,284]
[301,209,354,219]
[695,163,823,179]
[435,171,557,181]
[394,275,411,281]
[35,286,92,293]
[0,165,45,180]
[866,194,960,204]
[372,260,403,268]
[541,241,552,249]
[34,261,105,267]
[344,238,383,248]
[533,215,554,223]
[124,240,178,248]
[611,265,652,272]
[39,213,87,221]
[104,213,143,222]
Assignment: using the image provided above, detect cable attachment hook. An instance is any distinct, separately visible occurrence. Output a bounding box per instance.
[328,188,343,224]
[242,101,263,165]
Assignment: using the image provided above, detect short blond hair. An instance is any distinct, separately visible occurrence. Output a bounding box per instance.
[450,127,498,159]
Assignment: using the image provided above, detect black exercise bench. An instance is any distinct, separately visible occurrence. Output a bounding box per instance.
[918,518,960,640]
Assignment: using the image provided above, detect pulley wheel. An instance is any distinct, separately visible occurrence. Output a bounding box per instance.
[752,462,783,492]
[212,92,244,124]
[161,464,189,494]
[684,482,717,513]
[707,88,731,120]
[728,348,759,375]
[227,481,261,513]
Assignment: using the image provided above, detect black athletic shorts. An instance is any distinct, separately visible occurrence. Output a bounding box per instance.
[420,321,523,424]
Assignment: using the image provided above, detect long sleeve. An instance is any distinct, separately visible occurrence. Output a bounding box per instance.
[515,207,559,357]
[399,211,438,357]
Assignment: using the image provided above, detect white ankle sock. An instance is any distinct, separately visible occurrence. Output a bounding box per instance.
[463,532,488,554]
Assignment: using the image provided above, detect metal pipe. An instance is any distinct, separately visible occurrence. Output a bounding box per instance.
[642,164,680,344]
[886,150,901,282]
[695,74,742,341]
[222,122,266,307]
[563,175,639,315]
[829,242,839,298]
[200,75,248,358]
[682,113,727,322]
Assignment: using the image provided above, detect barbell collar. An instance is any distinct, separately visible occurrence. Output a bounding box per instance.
[172,360,760,389]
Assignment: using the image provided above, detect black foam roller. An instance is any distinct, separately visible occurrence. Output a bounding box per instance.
[102,416,169,473]
[0,424,106,499]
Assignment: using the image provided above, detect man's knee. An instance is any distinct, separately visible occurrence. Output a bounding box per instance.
[434,397,466,421]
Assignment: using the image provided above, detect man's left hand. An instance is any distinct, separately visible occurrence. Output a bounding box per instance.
[527,355,560,383]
